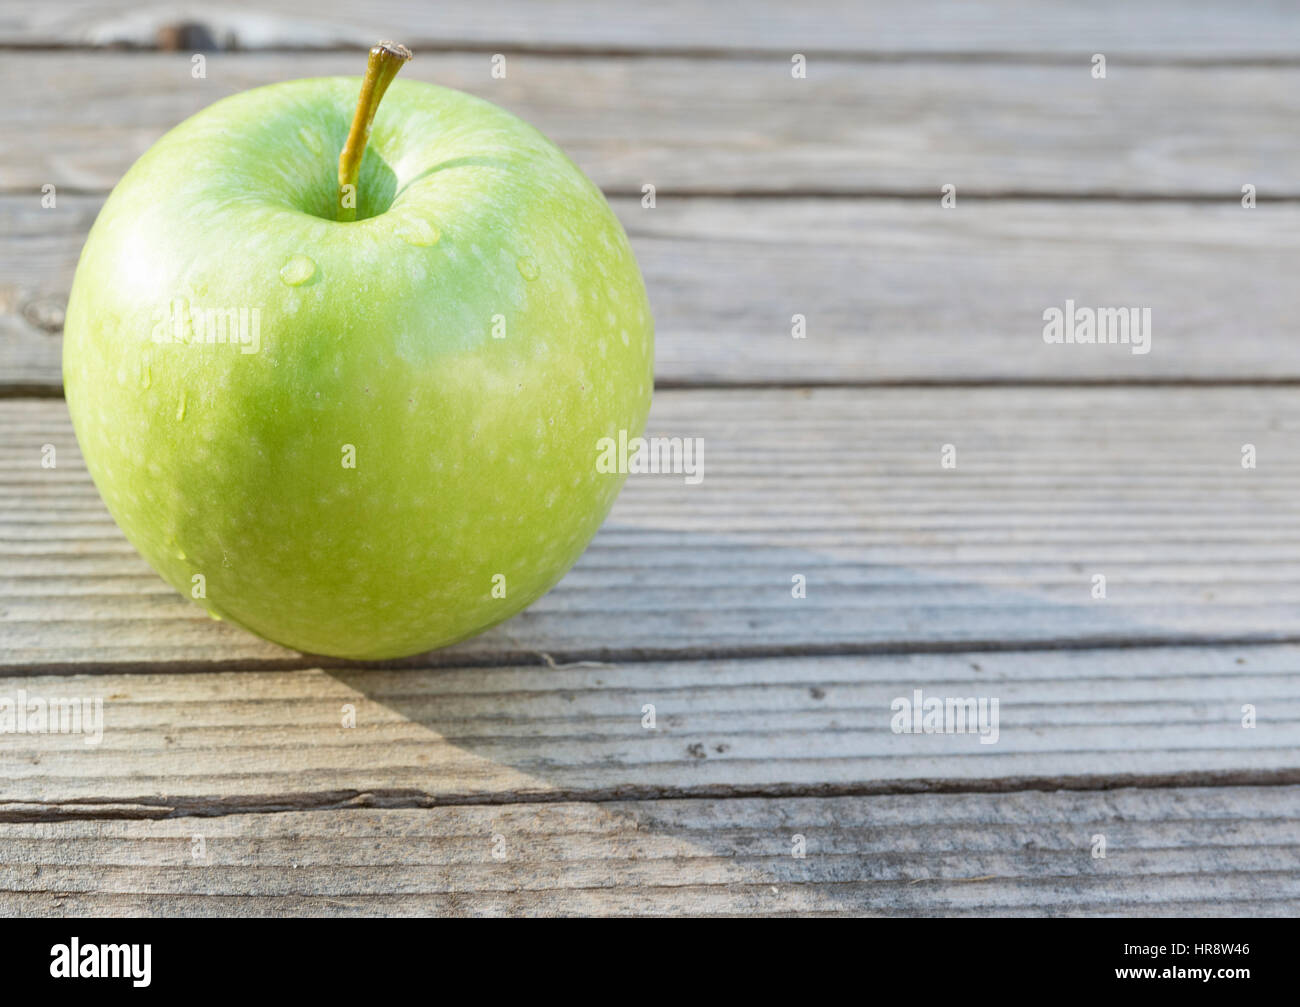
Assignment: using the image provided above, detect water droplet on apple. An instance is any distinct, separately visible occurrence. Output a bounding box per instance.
[176,392,187,421]
[280,254,317,286]
[396,217,440,247]
[174,547,187,560]
[516,256,540,281]
[140,363,152,389]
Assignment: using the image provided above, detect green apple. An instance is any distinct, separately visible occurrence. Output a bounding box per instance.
[63,43,653,659]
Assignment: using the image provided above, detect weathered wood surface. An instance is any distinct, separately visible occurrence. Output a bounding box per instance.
[5,388,1300,670]
[5,53,1299,197]
[5,1,1300,58]
[3,788,1297,916]
[1,646,1296,812]
[6,196,1299,391]
[4,0,1298,920]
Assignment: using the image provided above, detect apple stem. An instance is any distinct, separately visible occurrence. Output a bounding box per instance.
[336,41,412,222]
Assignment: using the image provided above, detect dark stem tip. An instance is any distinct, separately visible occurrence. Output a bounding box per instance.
[374,41,413,62]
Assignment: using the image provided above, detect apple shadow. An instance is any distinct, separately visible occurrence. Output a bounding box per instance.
[317,514,1262,914]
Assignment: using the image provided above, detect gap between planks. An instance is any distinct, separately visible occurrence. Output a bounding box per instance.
[9,46,1300,69]
[10,637,1300,680]
[6,771,1300,825]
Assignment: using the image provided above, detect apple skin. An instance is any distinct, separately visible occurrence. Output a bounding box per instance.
[63,77,653,659]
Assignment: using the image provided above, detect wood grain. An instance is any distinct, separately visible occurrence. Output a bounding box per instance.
[5,52,1299,197]
[6,386,1300,670]
[7,196,1300,391]
[1,644,1297,811]
[5,1,1300,58]
[3,787,1296,916]
[4,1,1297,917]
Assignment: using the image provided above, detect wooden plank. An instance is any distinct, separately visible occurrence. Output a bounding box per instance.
[5,1,1300,58]
[2,787,1297,916]
[7,196,1300,390]
[6,388,1300,668]
[4,52,1299,197]
[1,646,1297,810]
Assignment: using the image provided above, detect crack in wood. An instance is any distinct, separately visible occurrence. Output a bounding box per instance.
[7,633,1300,677]
[5,771,1300,824]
